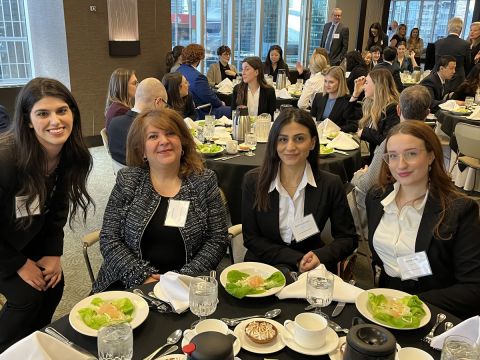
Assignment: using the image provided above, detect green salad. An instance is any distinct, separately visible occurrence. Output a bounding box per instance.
[78,297,135,330]
[319,144,334,155]
[367,293,426,328]
[225,270,285,299]
[197,143,223,154]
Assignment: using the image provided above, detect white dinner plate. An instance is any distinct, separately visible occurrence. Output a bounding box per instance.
[233,318,286,354]
[220,262,286,298]
[69,291,149,337]
[328,337,401,360]
[282,326,339,356]
[355,288,431,330]
[182,329,241,356]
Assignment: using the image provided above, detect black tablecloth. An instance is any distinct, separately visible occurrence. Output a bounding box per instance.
[216,91,299,109]
[205,143,362,225]
[435,109,480,137]
[45,281,459,360]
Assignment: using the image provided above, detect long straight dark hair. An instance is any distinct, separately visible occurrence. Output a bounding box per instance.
[7,77,93,228]
[236,56,272,106]
[254,108,319,211]
[162,72,187,114]
[264,45,288,72]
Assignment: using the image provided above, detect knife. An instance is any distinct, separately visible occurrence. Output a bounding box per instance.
[45,327,97,359]
[331,279,355,317]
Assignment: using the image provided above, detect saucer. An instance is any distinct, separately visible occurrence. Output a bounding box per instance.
[233,318,286,354]
[182,329,241,356]
[281,326,339,356]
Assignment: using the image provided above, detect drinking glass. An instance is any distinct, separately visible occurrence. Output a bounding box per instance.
[203,115,215,144]
[306,267,334,319]
[98,322,133,360]
[295,79,304,91]
[189,276,218,328]
[245,132,257,157]
[465,96,474,109]
[441,335,478,360]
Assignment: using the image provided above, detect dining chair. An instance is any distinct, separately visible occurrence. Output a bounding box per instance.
[82,230,101,284]
[454,123,480,192]
[100,128,125,175]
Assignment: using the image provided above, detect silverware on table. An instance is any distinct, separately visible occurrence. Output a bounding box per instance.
[213,154,242,161]
[144,329,182,360]
[334,149,350,155]
[422,313,446,343]
[133,288,172,313]
[221,308,281,327]
[327,319,349,334]
[444,322,454,332]
[44,327,97,359]
[331,279,355,317]
[289,271,298,282]
[153,345,179,359]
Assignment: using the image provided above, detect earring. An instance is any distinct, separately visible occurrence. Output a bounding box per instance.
[181,150,185,156]
[143,156,148,163]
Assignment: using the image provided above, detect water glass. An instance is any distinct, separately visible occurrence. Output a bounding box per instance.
[255,113,271,143]
[295,79,304,91]
[189,276,218,327]
[204,115,215,143]
[306,267,334,319]
[441,335,478,360]
[465,96,474,109]
[245,132,257,157]
[98,322,133,360]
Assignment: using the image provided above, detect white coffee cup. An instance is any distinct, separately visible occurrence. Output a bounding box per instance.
[184,318,229,342]
[284,312,328,349]
[226,139,238,154]
[397,347,434,360]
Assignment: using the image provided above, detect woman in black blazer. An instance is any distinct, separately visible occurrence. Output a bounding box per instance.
[161,72,196,120]
[366,121,480,319]
[346,51,369,97]
[232,56,276,119]
[263,45,292,83]
[365,22,389,51]
[310,66,360,133]
[242,108,358,273]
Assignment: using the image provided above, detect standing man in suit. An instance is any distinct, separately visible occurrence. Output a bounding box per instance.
[320,8,349,66]
[374,46,403,92]
[435,17,471,92]
[420,55,456,112]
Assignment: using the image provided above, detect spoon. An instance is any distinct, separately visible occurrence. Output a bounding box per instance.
[153,345,178,359]
[444,322,454,332]
[144,329,182,360]
[328,319,349,334]
[221,308,281,327]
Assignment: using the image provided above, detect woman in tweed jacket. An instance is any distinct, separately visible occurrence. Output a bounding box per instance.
[93,109,228,293]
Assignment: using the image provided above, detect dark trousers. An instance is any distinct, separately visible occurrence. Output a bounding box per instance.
[0,273,64,353]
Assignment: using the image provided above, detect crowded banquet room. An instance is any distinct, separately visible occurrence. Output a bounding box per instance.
[2,0,480,359]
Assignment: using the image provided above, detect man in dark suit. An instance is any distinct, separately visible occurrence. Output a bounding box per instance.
[107,78,168,165]
[420,55,456,112]
[374,46,403,92]
[320,8,349,66]
[435,17,471,92]
[0,105,10,133]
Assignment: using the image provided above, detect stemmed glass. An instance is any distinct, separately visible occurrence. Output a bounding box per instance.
[245,132,257,157]
[203,115,215,144]
[189,275,218,328]
[306,267,334,319]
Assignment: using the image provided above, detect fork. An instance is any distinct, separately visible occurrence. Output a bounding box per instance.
[422,313,446,343]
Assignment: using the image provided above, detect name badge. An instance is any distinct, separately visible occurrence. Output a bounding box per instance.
[15,195,41,218]
[397,251,432,280]
[290,214,319,243]
[164,199,190,228]
[333,33,340,39]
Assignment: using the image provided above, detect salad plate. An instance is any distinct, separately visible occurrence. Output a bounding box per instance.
[355,288,431,330]
[220,262,286,298]
[197,144,224,157]
[69,291,149,337]
[233,318,286,354]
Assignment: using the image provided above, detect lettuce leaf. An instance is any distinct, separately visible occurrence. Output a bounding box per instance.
[367,293,426,328]
[78,297,135,330]
[225,270,285,299]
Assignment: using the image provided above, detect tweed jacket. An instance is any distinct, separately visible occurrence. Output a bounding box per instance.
[92,167,229,293]
[206,62,237,86]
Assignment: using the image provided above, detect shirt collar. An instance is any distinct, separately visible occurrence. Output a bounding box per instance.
[269,162,317,194]
[381,182,429,213]
[131,107,141,113]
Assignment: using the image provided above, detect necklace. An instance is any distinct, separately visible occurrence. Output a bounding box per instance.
[396,192,426,209]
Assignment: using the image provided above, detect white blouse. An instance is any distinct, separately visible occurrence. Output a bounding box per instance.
[247,86,260,116]
[297,72,325,110]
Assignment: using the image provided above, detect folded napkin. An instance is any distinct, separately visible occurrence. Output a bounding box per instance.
[276,88,292,99]
[217,78,234,94]
[184,117,196,129]
[217,115,233,126]
[467,106,480,120]
[276,271,363,302]
[327,131,360,150]
[430,315,480,350]
[153,271,192,314]
[318,118,341,135]
[439,100,461,111]
[0,331,93,360]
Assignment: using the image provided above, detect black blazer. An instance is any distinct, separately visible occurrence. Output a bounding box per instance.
[310,94,360,133]
[320,22,349,66]
[419,72,447,112]
[263,63,292,83]
[366,34,389,51]
[241,168,358,272]
[231,85,276,119]
[374,62,403,92]
[435,34,471,92]
[366,186,480,319]
[107,110,138,165]
[347,65,369,95]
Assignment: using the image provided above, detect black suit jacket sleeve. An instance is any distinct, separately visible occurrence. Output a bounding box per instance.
[361,103,399,147]
[184,93,197,120]
[420,74,445,111]
[310,93,323,119]
[259,87,276,119]
[231,84,239,111]
[392,67,403,92]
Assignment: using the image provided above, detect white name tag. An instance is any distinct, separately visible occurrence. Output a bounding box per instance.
[333,33,340,39]
[164,199,190,228]
[290,214,320,243]
[397,251,432,280]
[15,195,41,218]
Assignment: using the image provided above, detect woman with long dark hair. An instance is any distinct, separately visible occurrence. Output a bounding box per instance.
[365,22,389,51]
[390,24,407,47]
[366,121,480,319]
[166,45,184,73]
[393,41,418,72]
[242,108,357,273]
[0,78,93,351]
[263,45,292,83]
[346,51,369,95]
[232,57,276,118]
[407,27,424,63]
[452,63,480,100]
[162,72,196,119]
[105,68,137,129]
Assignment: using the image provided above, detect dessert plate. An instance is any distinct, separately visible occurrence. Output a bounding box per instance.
[233,318,285,354]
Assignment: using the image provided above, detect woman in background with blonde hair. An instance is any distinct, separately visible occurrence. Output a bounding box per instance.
[297,52,328,110]
[105,68,137,129]
[352,68,400,161]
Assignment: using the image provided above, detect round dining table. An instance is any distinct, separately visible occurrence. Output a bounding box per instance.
[205,143,362,225]
[435,109,480,137]
[44,278,461,360]
[215,90,299,109]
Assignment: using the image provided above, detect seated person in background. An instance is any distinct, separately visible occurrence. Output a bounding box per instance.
[393,41,418,73]
[105,68,137,130]
[108,78,168,165]
[370,45,383,70]
[452,63,480,101]
[365,22,389,51]
[407,27,424,63]
[0,104,10,132]
[162,72,196,120]
[362,50,372,69]
[296,47,330,81]
[353,69,400,162]
[206,45,237,86]
[389,23,407,47]
[231,57,276,119]
[263,45,292,83]
[346,51,369,95]
[311,66,360,133]
[242,108,358,273]
[374,46,403,92]
[177,44,231,119]
[366,121,480,319]
[420,55,457,112]
[297,52,328,110]
[93,109,229,293]
[166,45,184,73]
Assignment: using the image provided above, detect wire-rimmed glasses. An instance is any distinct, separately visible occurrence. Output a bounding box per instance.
[382,149,426,165]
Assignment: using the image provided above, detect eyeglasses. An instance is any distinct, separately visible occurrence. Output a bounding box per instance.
[382,149,426,165]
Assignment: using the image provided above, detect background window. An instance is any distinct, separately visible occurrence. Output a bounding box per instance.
[171,0,197,47]
[308,0,328,57]
[285,0,302,66]
[233,0,256,70]
[262,0,281,60]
